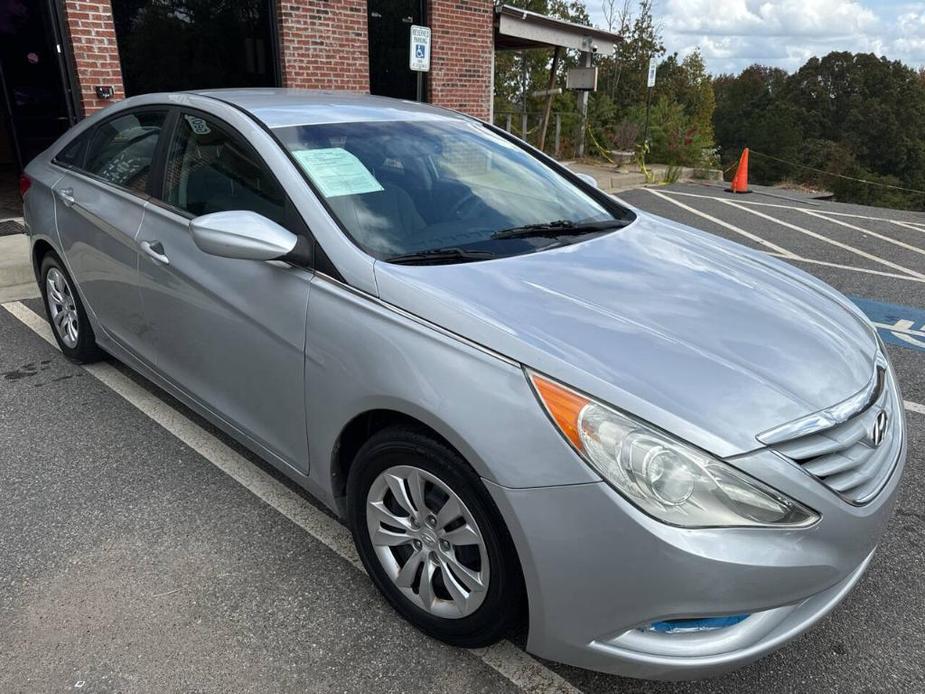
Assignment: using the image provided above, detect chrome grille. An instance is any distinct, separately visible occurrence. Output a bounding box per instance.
[769,364,902,504]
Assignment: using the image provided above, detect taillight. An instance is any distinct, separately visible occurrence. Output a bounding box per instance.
[18,174,32,198]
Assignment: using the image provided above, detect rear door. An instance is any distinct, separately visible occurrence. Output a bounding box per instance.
[52,108,167,354]
[137,109,313,473]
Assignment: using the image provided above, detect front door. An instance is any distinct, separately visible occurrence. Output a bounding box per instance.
[137,110,312,472]
[53,109,167,353]
[367,0,425,101]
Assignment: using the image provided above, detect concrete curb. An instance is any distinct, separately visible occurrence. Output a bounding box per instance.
[0,233,33,289]
[563,161,722,194]
[0,282,40,303]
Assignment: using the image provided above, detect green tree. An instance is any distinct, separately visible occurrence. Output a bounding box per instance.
[597,49,716,167]
[713,51,925,208]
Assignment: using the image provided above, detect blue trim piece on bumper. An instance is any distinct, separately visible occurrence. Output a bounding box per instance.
[646,615,749,633]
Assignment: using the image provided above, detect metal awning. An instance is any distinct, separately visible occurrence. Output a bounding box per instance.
[494,4,620,54]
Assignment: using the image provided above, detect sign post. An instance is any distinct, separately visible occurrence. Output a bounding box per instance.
[643,56,657,146]
[409,25,431,102]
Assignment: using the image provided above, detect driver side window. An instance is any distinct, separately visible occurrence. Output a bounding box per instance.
[163,113,287,226]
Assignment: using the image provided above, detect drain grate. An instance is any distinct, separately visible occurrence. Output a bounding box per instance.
[0,220,24,237]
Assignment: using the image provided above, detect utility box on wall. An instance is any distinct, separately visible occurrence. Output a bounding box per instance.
[566,66,598,91]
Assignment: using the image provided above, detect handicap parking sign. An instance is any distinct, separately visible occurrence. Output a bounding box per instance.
[409,25,431,72]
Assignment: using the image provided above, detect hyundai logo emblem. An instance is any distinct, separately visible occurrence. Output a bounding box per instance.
[871,410,888,448]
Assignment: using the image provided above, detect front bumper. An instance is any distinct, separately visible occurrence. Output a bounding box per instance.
[485,435,904,680]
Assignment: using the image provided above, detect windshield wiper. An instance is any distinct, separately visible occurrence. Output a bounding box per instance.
[490,219,627,240]
[385,247,497,265]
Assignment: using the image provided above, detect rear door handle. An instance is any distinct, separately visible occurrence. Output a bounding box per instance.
[140,240,170,265]
[56,187,76,207]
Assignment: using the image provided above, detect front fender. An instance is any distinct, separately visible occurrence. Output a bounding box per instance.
[303,274,600,505]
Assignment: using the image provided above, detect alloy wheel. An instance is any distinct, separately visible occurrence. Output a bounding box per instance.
[46,267,79,348]
[365,464,490,619]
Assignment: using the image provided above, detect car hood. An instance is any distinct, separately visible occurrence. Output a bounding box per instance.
[373,212,878,457]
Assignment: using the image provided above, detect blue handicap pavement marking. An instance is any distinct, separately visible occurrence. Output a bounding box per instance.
[849,295,925,354]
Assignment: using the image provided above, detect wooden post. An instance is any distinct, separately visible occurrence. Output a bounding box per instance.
[505,113,512,132]
[538,47,560,152]
[521,112,528,140]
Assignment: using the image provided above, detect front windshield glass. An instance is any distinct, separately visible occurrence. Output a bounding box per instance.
[274,118,633,262]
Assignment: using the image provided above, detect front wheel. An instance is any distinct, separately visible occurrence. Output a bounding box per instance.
[347,427,524,648]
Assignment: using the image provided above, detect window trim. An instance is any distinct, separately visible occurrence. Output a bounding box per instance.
[51,104,172,202]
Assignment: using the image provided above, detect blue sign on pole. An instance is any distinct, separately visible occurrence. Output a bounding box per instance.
[849,295,925,353]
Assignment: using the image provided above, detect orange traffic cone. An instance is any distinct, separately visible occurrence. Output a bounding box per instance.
[727,148,750,194]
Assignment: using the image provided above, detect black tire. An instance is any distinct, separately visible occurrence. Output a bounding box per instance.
[347,426,524,648]
[39,253,104,363]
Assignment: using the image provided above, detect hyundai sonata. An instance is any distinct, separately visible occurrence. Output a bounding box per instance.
[21,90,905,680]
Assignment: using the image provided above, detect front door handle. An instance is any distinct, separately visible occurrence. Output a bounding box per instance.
[140,240,170,265]
[56,187,76,207]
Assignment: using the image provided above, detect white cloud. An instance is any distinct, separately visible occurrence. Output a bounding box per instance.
[586,0,925,74]
[662,0,877,37]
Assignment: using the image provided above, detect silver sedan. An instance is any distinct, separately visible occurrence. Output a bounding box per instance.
[21,90,905,680]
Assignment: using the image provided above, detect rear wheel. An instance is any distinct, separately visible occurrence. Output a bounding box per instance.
[347,427,524,647]
[40,254,103,363]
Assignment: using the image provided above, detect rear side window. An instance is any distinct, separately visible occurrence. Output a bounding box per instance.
[55,133,89,168]
[85,111,167,193]
[162,112,286,225]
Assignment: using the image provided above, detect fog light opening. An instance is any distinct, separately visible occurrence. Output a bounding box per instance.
[642,615,750,634]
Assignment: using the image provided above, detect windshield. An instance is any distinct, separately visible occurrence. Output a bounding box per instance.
[274,118,633,263]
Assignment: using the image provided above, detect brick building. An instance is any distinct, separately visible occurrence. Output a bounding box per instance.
[0,1,617,173]
[0,0,495,173]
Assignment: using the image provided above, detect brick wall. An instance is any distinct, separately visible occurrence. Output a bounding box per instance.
[277,1,369,91]
[58,1,495,118]
[427,0,494,120]
[62,0,125,116]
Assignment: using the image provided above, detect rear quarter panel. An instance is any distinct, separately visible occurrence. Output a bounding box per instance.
[23,160,66,264]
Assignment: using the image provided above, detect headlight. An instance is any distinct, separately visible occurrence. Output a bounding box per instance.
[529,371,819,528]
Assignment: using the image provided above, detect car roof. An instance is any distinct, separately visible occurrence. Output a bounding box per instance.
[191,88,472,129]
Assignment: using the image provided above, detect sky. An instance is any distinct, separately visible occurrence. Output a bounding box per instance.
[585,0,925,75]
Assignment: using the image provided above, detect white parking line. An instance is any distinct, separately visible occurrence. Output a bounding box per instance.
[645,189,798,257]
[659,190,925,228]
[718,199,925,279]
[0,301,582,694]
[890,219,925,236]
[907,401,925,416]
[801,210,925,258]
[762,253,925,283]
[643,189,925,284]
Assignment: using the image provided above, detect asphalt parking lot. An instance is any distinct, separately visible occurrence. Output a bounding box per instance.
[2,183,924,693]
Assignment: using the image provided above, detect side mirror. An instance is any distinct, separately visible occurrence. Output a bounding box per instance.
[190,210,299,261]
[575,172,599,189]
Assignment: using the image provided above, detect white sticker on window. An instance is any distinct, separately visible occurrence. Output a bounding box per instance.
[292,148,384,198]
[184,115,211,135]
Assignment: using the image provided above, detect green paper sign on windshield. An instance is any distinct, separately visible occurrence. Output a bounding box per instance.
[292,147,384,198]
